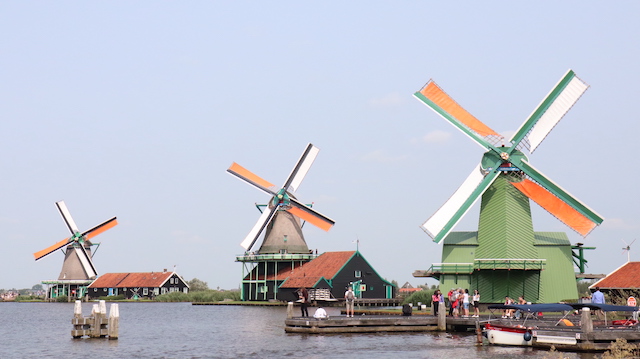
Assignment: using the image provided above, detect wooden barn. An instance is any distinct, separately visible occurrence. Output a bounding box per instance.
[87,269,189,300]
[277,250,396,302]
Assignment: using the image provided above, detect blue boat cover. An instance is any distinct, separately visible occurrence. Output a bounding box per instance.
[567,303,638,312]
[487,303,573,312]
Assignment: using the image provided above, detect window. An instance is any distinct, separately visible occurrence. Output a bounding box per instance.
[161,287,168,294]
[154,288,160,296]
[143,288,148,295]
[183,287,188,293]
[355,270,361,278]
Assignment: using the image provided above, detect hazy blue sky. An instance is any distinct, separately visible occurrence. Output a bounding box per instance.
[2,2,639,290]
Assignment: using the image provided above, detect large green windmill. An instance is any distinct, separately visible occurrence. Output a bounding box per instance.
[413,70,604,303]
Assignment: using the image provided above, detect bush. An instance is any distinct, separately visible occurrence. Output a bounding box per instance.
[98,294,125,301]
[403,289,435,306]
[55,295,68,303]
[154,289,241,302]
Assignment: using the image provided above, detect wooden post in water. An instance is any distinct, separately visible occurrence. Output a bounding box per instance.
[475,321,483,343]
[74,300,83,319]
[437,302,446,331]
[108,303,119,340]
[287,302,294,319]
[581,307,593,333]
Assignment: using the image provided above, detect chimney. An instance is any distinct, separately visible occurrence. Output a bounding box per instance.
[163,268,167,273]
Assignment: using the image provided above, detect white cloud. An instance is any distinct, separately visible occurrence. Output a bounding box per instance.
[369,93,404,107]
[411,130,451,145]
[171,230,207,244]
[360,149,407,163]
[601,218,639,231]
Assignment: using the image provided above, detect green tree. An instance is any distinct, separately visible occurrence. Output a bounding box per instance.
[187,278,209,292]
[32,284,43,291]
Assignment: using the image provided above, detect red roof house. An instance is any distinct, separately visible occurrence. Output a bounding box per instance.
[590,262,640,300]
[88,269,189,299]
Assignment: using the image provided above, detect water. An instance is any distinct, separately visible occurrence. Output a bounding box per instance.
[0,302,601,358]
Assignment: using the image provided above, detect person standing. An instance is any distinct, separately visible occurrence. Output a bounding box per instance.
[592,287,605,304]
[299,287,309,317]
[447,288,455,316]
[592,286,605,319]
[345,286,355,317]
[472,289,480,318]
[462,289,470,317]
[432,290,442,316]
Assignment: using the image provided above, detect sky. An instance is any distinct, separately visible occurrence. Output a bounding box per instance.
[2,2,640,291]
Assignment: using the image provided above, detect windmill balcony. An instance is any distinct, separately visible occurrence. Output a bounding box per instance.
[413,259,546,277]
[235,252,318,262]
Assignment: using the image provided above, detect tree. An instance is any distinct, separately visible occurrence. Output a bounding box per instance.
[32,284,43,291]
[187,278,209,292]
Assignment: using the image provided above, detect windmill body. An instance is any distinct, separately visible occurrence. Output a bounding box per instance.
[34,201,117,300]
[413,70,603,303]
[227,143,335,301]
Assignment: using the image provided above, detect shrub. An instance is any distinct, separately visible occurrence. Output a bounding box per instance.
[403,289,435,306]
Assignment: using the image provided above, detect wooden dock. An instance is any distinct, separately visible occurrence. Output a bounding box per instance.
[285,315,440,333]
[284,300,482,334]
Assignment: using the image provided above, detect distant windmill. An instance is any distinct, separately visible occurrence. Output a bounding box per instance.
[34,200,118,280]
[622,239,636,262]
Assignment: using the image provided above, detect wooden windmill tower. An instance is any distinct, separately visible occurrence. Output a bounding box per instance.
[227,143,335,301]
[33,201,117,300]
[412,70,604,302]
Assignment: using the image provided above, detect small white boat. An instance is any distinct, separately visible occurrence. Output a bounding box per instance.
[483,303,575,347]
[484,321,533,346]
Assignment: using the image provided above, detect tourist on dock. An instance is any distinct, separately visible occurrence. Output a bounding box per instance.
[592,286,605,318]
[345,286,355,317]
[502,296,514,318]
[452,289,461,317]
[313,306,328,319]
[514,296,526,319]
[592,287,605,304]
[472,289,480,318]
[462,289,470,317]
[299,287,309,317]
[447,288,455,316]
[432,290,443,316]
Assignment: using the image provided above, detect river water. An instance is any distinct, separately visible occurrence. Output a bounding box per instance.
[0,302,601,358]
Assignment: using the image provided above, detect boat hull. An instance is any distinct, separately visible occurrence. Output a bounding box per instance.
[484,322,532,346]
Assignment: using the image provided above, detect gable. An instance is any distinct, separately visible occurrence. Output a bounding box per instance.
[592,262,640,289]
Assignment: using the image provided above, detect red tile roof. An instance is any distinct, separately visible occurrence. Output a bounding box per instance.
[399,287,423,293]
[88,271,175,288]
[279,251,355,288]
[592,262,640,289]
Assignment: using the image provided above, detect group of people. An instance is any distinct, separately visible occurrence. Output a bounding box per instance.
[296,286,356,318]
[502,295,527,319]
[433,288,480,318]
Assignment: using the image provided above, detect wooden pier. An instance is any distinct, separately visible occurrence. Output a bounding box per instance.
[284,302,480,333]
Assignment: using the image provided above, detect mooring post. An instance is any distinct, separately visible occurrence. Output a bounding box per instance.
[108,303,119,340]
[437,302,446,331]
[90,303,101,338]
[287,302,294,319]
[74,300,83,319]
[475,321,483,343]
[581,307,593,333]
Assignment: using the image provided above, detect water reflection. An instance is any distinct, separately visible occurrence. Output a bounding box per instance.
[0,302,600,359]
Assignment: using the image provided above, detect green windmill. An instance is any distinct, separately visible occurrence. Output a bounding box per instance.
[413,70,604,303]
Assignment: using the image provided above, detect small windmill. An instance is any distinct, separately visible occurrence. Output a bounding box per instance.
[34,201,118,281]
[622,239,636,262]
[413,69,604,302]
[227,143,335,301]
[227,143,335,254]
